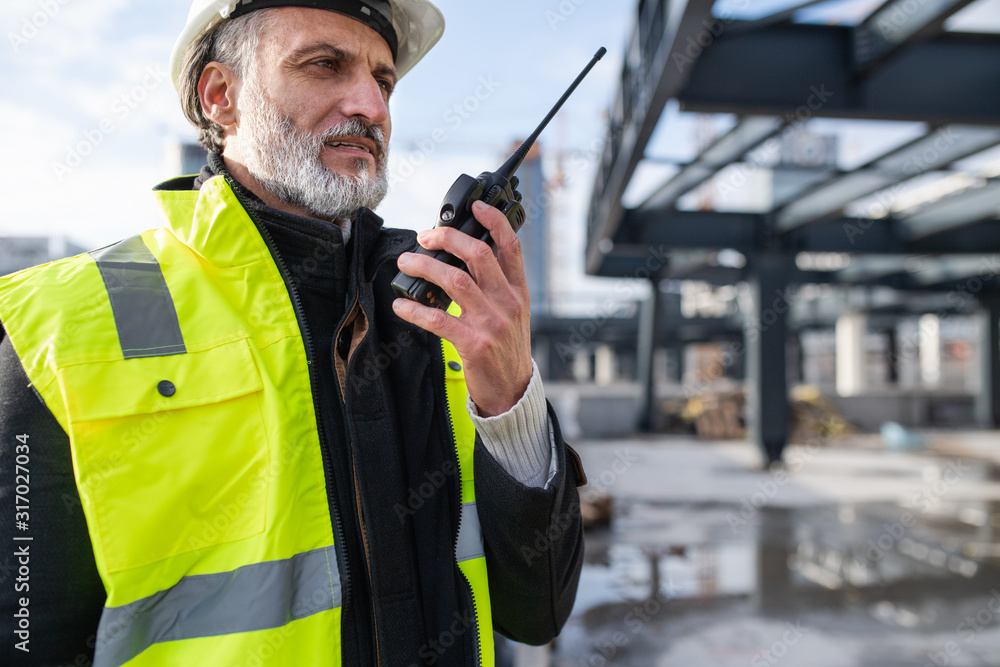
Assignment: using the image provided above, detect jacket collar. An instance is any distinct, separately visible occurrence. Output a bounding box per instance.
[151,174,275,270]
[152,171,414,282]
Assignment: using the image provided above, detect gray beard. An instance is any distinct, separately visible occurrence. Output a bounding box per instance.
[237,79,389,222]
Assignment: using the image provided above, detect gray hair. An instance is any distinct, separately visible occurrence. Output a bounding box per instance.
[177,11,274,154]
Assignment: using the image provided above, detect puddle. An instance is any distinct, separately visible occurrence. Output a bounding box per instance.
[554,499,1000,666]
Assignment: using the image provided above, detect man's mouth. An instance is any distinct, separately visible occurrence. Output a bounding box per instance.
[324,140,376,157]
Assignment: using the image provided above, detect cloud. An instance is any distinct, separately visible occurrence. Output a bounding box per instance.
[1,1,194,249]
[0,99,174,248]
[3,166,167,250]
[3,0,135,66]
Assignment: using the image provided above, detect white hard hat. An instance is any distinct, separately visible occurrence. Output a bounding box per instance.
[169,0,445,91]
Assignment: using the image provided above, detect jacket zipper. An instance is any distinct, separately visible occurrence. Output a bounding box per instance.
[351,459,381,666]
[228,182,353,633]
[334,294,384,666]
[440,340,483,667]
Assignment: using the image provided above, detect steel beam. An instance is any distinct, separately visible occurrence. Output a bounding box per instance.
[864,271,1000,293]
[899,180,1000,239]
[777,171,896,231]
[598,212,1000,275]
[836,256,913,282]
[775,125,1000,232]
[809,217,1000,255]
[853,0,979,73]
[663,250,721,279]
[907,255,999,286]
[639,116,784,211]
[679,23,1000,126]
[772,169,836,208]
[528,313,742,350]
[725,0,831,35]
[787,217,904,254]
[616,209,759,252]
[585,0,717,275]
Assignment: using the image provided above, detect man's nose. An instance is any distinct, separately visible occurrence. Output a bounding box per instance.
[340,73,389,126]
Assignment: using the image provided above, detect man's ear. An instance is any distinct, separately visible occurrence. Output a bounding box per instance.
[199,62,240,128]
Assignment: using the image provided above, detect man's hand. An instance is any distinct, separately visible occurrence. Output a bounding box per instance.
[393,200,533,417]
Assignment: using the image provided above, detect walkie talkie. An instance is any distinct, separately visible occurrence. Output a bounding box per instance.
[392,47,607,310]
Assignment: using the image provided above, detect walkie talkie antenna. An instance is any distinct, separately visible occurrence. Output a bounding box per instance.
[391,46,608,310]
[497,47,607,181]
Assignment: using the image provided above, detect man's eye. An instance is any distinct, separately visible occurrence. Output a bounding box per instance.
[315,59,337,70]
[378,80,394,96]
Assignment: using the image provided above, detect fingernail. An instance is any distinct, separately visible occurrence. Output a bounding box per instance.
[417,231,429,243]
[398,253,411,266]
[473,200,487,211]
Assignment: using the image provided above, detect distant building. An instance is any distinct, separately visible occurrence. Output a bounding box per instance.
[0,236,88,274]
[773,129,839,206]
[164,139,209,177]
[509,142,551,315]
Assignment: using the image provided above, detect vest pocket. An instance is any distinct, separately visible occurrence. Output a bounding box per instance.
[59,338,270,573]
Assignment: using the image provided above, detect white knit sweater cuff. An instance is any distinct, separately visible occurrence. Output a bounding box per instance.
[467,360,556,489]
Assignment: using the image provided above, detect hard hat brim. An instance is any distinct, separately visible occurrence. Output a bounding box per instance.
[169,0,444,91]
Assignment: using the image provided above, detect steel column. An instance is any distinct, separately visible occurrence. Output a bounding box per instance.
[637,282,662,431]
[746,254,792,465]
[976,296,1000,428]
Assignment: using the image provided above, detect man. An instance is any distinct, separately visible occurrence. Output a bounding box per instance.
[0,1,584,665]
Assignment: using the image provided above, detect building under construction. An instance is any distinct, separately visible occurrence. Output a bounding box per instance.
[520,1,1000,665]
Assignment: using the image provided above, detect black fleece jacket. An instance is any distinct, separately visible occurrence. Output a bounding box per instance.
[0,156,583,666]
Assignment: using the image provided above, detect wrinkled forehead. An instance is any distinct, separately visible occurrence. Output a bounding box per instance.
[246,6,397,81]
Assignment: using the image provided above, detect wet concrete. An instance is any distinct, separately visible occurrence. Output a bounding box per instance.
[554,438,1000,666]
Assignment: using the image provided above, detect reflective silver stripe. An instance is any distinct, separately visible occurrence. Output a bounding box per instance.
[94,546,341,667]
[89,235,186,359]
[456,502,484,563]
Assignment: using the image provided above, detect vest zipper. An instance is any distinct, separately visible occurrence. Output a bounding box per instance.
[441,341,484,667]
[227,183,354,642]
[335,295,383,666]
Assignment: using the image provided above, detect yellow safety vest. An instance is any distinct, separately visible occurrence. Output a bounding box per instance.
[0,175,493,666]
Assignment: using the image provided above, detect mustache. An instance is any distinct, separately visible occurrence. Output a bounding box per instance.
[319,118,387,162]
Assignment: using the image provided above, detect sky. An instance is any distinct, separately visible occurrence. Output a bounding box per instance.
[0,0,628,247]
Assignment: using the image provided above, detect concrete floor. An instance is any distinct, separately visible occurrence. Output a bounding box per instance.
[551,433,1000,666]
